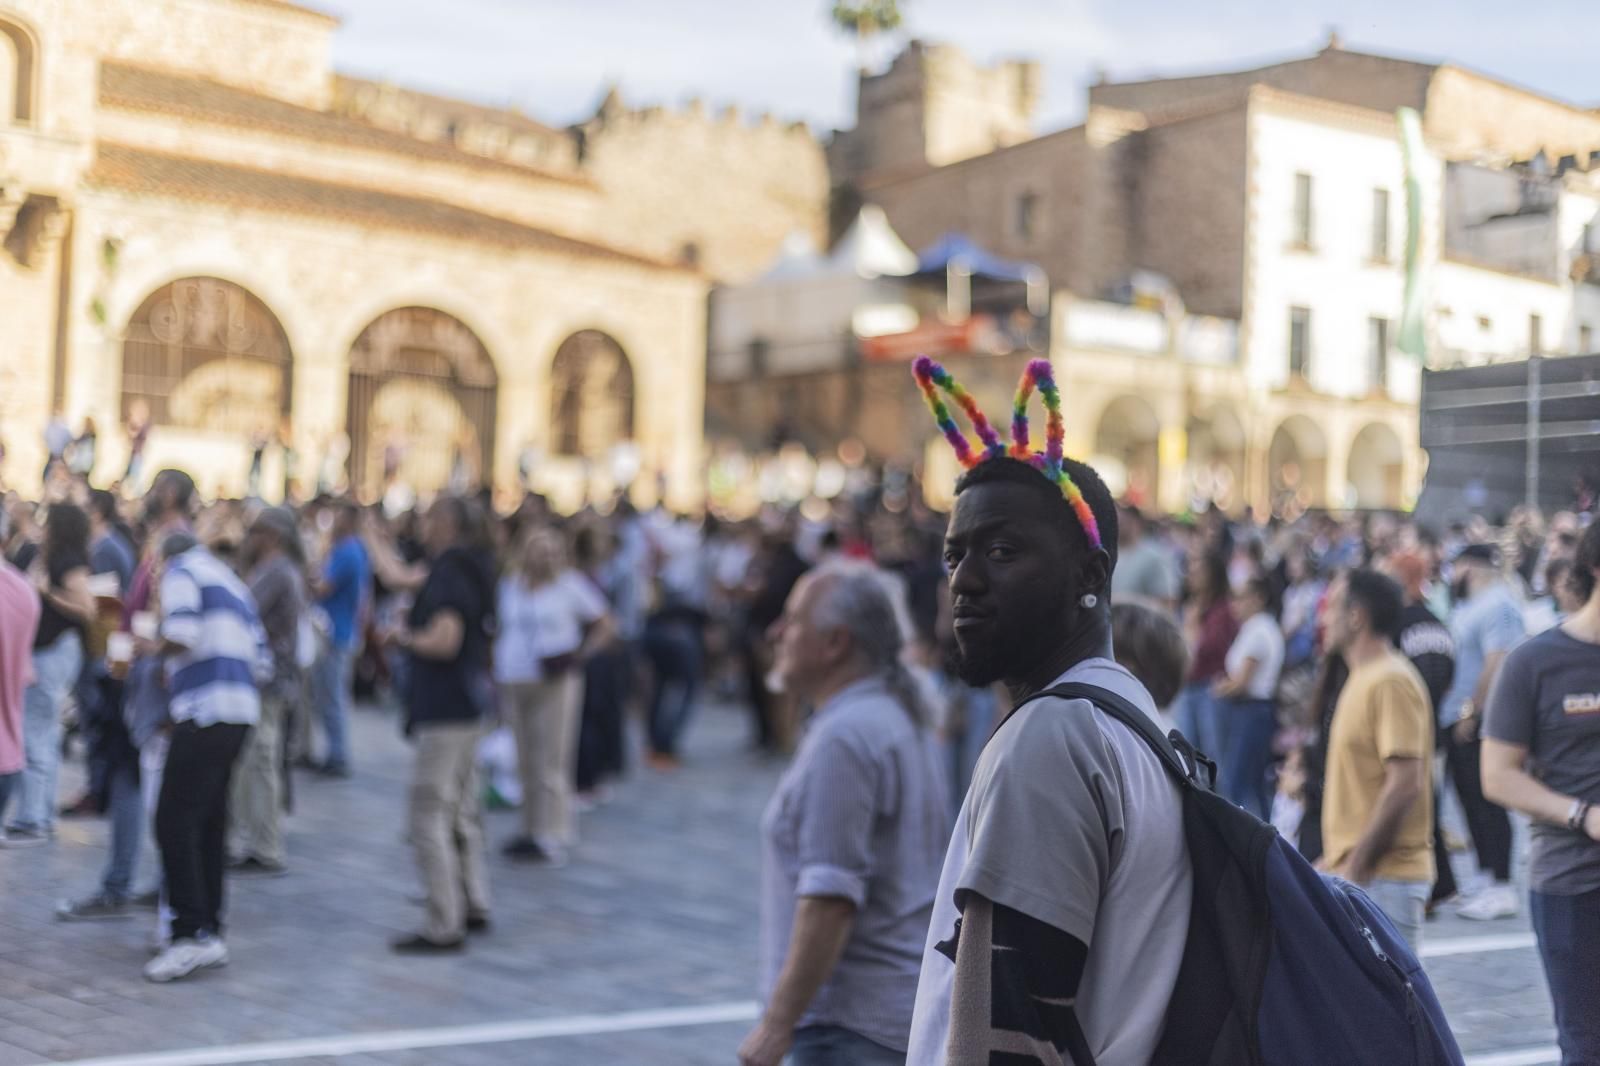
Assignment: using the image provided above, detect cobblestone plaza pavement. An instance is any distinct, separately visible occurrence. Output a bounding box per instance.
[0,702,1566,1065]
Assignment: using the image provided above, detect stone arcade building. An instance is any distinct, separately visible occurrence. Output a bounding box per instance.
[0,0,828,507]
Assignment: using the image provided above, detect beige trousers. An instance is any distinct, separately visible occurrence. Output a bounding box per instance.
[230,691,287,866]
[409,720,491,942]
[504,674,584,846]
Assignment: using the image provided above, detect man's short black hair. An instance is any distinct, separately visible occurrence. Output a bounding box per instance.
[88,489,118,525]
[1345,568,1405,643]
[954,456,1119,576]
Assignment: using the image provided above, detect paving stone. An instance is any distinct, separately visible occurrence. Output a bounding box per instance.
[0,699,1562,1063]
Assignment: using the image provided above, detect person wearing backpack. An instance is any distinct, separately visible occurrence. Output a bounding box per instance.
[904,358,1464,1066]
[905,358,1190,1066]
[1317,569,1436,950]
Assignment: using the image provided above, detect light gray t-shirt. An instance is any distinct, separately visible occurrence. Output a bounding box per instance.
[760,676,951,1051]
[907,658,1192,1066]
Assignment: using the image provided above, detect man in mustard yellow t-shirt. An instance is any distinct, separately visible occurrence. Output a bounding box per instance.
[1321,568,1436,950]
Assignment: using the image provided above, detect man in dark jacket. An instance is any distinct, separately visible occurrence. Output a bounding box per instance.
[1383,550,1458,910]
[374,496,493,953]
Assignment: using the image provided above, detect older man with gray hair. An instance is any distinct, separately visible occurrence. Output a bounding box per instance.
[739,561,950,1066]
[230,506,309,876]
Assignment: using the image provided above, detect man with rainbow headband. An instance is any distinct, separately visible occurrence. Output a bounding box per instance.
[905,357,1193,1065]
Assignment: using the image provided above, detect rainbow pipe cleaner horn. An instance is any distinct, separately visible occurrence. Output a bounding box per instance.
[912,355,1102,551]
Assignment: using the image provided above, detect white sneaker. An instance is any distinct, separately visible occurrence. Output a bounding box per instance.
[1458,883,1520,921]
[143,937,229,983]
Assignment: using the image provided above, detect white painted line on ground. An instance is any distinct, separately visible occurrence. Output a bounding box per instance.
[49,1001,762,1066]
[1421,932,1538,958]
[1464,1046,1561,1066]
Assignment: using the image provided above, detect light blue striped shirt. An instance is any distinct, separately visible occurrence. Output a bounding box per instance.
[160,547,267,727]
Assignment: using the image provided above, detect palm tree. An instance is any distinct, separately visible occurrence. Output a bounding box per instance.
[830,0,905,71]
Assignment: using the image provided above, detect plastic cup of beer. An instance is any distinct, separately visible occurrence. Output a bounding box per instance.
[132,612,158,641]
[108,632,134,679]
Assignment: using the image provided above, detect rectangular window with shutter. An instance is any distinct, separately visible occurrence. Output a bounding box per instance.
[1289,306,1311,379]
[1014,191,1037,243]
[1368,316,1390,393]
[1292,173,1314,248]
[1371,188,1391,260]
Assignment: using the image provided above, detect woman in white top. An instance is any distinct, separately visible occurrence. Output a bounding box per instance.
[494,527,613,866]
[1212,573,1285,819]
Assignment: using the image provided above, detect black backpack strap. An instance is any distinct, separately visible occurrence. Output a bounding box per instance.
[1028,682,1201,791]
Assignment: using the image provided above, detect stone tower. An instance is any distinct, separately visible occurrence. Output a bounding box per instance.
[828,40,1041,187]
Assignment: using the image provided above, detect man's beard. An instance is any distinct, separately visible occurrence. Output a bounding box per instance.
[952,601,1064,689]
[952,640,1002,688]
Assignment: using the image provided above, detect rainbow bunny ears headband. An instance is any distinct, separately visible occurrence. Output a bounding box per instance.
[912,355,1103,551]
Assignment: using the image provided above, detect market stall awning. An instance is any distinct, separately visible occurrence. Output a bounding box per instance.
[914,232,1041,284]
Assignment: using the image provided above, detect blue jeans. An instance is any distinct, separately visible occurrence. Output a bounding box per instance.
[1531,886,1600,1066]
[791,1025,906,1066]
[1364,878,1428,953]
[1177,682,1231,773]
[644,620,702,757]
[102,760,144,900]
[312,643,354,768]
[13,632,83,832]
[1218,697,1276,820]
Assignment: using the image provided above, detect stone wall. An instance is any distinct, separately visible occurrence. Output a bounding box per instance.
[50,186,706,509]
[94,106,603,239]
[830,41,1038,186]
[331,76,581,175]
[920,44,1038,169]
[1424,66,1600,162]
[576,98,829,284]
[77,0,334,109]
[0,231,64,488]
[867,127,1088,291]
[1132,104,1249,319]
[1090,46,1433,126]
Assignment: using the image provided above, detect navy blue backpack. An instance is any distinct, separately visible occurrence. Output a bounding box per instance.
[1038,683,1464,1066]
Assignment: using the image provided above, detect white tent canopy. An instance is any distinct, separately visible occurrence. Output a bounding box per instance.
[710,206,919,381]
[827,204,918,278]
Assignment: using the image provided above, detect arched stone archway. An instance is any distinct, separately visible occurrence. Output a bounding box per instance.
[0,15,38,124]
[1186,405,1246,511]
[1267,414,1329,514]
[120,277,292,435]
[346,307,498,499]
[1092,394,1161,505]
[549,330,635,460]
[1347,422,1405,510]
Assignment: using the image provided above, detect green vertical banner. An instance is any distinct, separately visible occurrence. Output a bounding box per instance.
[1396,106,1427,361]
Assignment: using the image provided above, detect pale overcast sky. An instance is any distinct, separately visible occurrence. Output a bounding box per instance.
[321,0,1598,134]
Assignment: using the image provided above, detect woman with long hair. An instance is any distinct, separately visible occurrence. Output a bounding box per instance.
[494,525,613,866]
[1175,549,1239,765]
[4,502,93,844]
[1213,572,1286,819]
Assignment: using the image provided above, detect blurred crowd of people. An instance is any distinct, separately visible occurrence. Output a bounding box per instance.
[1,458,1596,1059]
